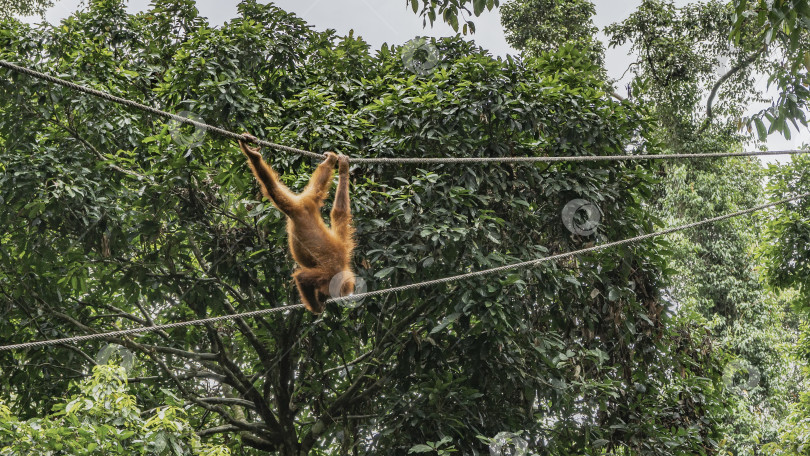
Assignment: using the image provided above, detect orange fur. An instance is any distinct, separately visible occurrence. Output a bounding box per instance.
[238,135,356,314]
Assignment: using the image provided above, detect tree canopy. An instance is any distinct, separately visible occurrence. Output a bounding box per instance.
[0,364,230,455]
[0,0,738,454]
[502,0,810,454]
[3,0,810,454]
[0,0,52,19]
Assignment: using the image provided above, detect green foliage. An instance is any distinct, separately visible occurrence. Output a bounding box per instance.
[660,152,805,455]
[730,0,810,140]
[408,436,457,454]
[501,0,604,67]
[759,157,810,455]
[0,365,229,455]
[0,1,729,454]
[0,0,52,18]
[761,154,810,299]
[599,1,810,454]
[405,0,499,34]
[606,0,757,141]
[608,0,810,140]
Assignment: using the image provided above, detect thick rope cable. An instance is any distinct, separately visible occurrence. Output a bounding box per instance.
[1,59,807,164]
[0,304,305,351]
[0,60,323,160]
[350,149,809,164]
[1,192,805,352]
[327,192,810,303]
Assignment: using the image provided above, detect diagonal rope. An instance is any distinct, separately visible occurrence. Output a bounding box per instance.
[1,59,808,164]
[0,59,323,160]
[326,192,810,303]
[0,192,805,352]
[0,304,305,351]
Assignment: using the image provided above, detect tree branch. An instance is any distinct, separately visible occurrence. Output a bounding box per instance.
[188,231,275,366]
[206,326,285,435]
[200,397,258,409]
[699,44,768,133]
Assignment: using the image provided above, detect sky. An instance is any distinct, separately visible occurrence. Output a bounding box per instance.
[23,0,810,157]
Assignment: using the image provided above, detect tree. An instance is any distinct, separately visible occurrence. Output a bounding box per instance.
[607,0,810,138]
[727,0,810,139]
[606,0,808,453]
[758,154,810,455]
[501,0,604,67]
[503,0,810,453]
[0,364,229,455]
[0,0,727,454]
[0,0,52,18]
[606,0,760,140]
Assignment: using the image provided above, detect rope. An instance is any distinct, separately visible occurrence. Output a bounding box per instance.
[0,60,323,160]
[0,304,304,351]
[325,192,810,303]
[1,192,805,352]
[351,149,809,164]
[1,59,807,164]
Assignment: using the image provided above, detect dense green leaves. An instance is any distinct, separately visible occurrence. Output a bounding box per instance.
[0,365,229,455]
[759,154,810,456]
[580,0,810,453]
[501,0,604,67]
[0,0,737,454]
[761,155,810,297]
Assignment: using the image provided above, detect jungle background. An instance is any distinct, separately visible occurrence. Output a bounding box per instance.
[1,0,810,454]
